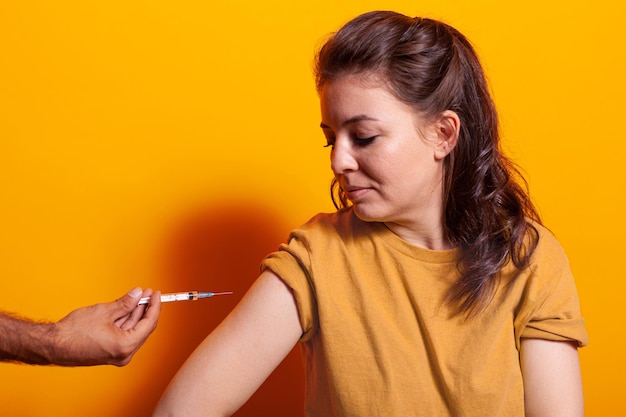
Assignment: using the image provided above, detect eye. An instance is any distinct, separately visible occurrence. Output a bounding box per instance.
[354,135,377,146]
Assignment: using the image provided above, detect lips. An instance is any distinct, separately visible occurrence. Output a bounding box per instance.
[345,186,367,192]
[343,184,371,201]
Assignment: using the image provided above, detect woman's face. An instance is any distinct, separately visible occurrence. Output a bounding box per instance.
[320,74,448,234]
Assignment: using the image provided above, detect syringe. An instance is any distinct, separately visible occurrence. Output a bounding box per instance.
[138,291,233,305]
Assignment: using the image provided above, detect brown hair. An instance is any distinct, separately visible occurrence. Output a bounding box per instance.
[315,11,541,315]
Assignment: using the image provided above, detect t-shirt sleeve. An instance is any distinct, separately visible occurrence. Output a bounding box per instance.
[261,230,318,341]
[515,231,588,348]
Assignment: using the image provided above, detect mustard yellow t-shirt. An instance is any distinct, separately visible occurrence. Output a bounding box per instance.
[261,208,587,417]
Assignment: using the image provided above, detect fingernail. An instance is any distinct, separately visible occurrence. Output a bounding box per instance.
[128,287,142,298]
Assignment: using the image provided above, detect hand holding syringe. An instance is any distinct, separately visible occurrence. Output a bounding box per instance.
[138,291,233,305]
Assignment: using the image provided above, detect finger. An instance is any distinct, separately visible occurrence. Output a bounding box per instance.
[147,290,162,321]
[111,287,144,319]
[120,288,154,331]
[114,314,131,328]
[112,287,144,328]
[130,290,161,335]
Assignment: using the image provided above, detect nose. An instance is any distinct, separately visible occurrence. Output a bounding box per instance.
[330,137,358,175]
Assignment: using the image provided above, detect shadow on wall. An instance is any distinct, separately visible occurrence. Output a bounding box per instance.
[124,202,305,417]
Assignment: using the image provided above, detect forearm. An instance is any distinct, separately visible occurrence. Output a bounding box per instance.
[0,288,161,367]
[0,312,56,365]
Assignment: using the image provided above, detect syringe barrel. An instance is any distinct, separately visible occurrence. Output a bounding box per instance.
[161,291,198,302]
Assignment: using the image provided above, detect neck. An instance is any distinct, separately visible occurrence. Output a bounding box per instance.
[384,220,453,251]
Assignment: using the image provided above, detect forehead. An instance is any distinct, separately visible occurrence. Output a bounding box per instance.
[319,74,419,127]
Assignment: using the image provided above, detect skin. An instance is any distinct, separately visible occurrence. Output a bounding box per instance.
[320,74,458,250]
[0,287,161,366]
[153,74,584,416]
[520,339,584,417]
[153,271,301,417]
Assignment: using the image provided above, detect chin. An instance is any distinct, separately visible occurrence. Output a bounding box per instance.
[351,205,387,223]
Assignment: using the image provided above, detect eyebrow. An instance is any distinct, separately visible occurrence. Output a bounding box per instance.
[320,114,380,130]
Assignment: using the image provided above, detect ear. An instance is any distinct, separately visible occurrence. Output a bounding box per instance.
[432,110,460,160]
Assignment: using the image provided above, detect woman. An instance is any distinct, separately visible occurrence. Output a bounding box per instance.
[153,11,587,417]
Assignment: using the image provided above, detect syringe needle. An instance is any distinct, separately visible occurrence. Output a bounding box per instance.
[198,291,234,299]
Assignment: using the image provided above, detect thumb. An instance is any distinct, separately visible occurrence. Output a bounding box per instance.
[115,287,144,315]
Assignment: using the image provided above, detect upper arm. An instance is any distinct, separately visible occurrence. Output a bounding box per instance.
[153,270,303,417]
[520,338,584,417]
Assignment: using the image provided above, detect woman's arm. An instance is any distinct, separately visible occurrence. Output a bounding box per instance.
[520,338,584,417]
[153,270,303,417]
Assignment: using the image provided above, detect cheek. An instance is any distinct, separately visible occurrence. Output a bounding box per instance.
[361,140,435,185]
[391,152,441,191]
[384,151,420,178]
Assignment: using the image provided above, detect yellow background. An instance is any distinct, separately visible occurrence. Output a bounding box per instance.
[1,1,623,416]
